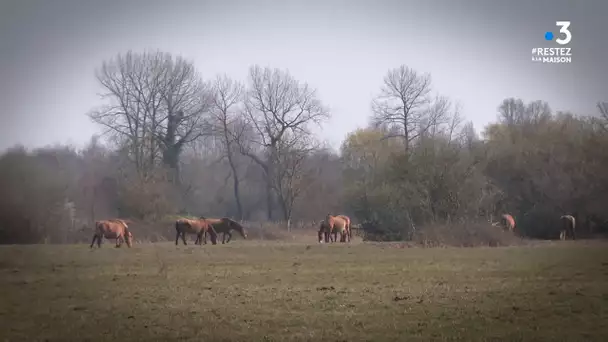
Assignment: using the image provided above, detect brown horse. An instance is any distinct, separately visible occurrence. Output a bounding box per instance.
[317,220,335,243]
[337,214,352,241]
[559,215,576,240]
[175,217,218,246]
[90,219,133,248]
[198,217,248,244]
[326,214,349,243]
[500,214,516,233]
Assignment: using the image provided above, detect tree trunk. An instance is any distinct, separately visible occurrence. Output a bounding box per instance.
[162,110,183,184]
[162,146,181,184]
[265,144,278,220]
[225,132,243,220]
[229,162,243,220]
[265,173,274,220]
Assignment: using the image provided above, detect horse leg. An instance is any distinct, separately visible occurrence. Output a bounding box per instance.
[175,231,180,245]
[90,235,97,248]
[225,231,232,243]
[181,232,188,245]
[115,236,122,248]
[560,230,565,241]
[203,231,207,245]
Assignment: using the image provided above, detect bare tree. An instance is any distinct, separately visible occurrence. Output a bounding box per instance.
[88,50,211,181]
[372,65,446,152]
[271,133,318,229]
[597,101,608,132]
[237,65,330,220]
[460,121,478,150]
[497,98,526,125]
[158,55,213,181]
[209,74,245,220]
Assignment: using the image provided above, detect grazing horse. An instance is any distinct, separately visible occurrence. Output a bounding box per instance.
[559,215,576,240]
[198,218,248,244]
[500,214,516,233]
[326,214,349,243]
[317,220,335,243]
[175,217,218,246]
[90,219,133,248]
[337,214,352,241]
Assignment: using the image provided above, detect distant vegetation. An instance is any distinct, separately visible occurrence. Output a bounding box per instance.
[1,50,607,244]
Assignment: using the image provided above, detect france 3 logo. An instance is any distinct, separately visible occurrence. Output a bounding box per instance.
[531,21,572,64]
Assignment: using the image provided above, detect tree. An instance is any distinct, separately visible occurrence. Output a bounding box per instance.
[209,75,245,219]
[597,101,608,132]
[237,65,330,220]
[88,50,212,181]
[371,65,449,152]
[271,133,317,229]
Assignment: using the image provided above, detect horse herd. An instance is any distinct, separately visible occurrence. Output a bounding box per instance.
[89,213,577,249]
[89,213,355,248]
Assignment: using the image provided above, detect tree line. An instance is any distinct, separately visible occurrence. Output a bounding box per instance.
[1,50,607,244]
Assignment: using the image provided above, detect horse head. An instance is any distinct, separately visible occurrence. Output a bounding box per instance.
[227,218,247,239]
[125,231,133,247]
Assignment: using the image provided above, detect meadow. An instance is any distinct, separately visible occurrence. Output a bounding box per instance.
[1,237,607,341]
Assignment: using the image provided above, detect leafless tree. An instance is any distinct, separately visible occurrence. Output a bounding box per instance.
[497,98,526,125]
[460,121,478,150]
[597,101,608,131]
[88,50,212,181]
[372,65,447,152]
[209,74,245,219]
[271,132,318,229]
[237,65,330,220]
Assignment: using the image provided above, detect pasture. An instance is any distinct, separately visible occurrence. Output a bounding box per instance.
[1,239,607,341]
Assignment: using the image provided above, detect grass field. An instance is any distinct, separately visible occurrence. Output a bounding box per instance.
[1,239,608,341]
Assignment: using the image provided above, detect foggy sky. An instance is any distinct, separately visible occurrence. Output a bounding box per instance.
[1,0,606,151]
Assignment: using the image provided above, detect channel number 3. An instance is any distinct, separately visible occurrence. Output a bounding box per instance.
[555,21,572,45]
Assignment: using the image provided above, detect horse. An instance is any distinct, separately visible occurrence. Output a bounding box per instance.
[197,217,248,244]
[559,215,576,240]
[337,214,352,241]
[90,219,133,248]
[175,217,218,246]
[325,214,349,243]
[317,220,335,243]
[500,214,516,233]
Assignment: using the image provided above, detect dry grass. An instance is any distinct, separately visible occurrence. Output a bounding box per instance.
[1,237,608,341]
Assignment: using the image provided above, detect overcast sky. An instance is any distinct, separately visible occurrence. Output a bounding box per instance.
[0,0,606,151]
